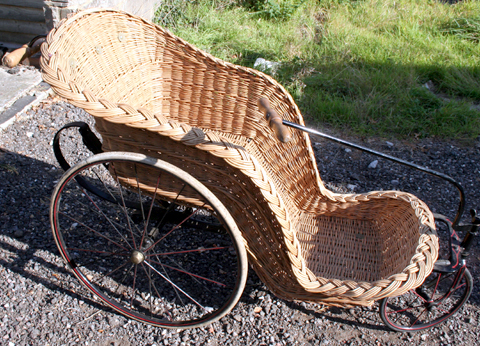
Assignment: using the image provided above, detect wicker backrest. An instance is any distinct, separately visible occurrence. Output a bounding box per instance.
[41,9,438,306]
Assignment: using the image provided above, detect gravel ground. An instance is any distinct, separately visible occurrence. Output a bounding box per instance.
[0,95,479,346]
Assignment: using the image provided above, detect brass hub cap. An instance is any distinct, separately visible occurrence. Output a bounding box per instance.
[130,250,145,265]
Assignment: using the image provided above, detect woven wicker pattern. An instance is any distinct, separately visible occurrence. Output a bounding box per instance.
[41,9,438,306]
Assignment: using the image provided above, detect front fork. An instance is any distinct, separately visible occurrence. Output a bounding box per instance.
[415,210,479,308]
[415,266,467,310]
[433,210,479,272]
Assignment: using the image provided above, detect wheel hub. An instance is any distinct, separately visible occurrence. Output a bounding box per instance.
[130,250,145,264]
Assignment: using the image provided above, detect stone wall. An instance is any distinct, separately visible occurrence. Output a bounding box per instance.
[44,0,158,31]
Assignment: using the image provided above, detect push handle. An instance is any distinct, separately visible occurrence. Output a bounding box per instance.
[2,36,45,68]
[258,98,292,143]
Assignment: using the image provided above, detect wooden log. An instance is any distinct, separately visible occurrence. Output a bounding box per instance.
[0,5,45,22]
[0,0,47,9]
[0,19,47,35]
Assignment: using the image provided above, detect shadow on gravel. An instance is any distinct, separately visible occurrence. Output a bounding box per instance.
[0,149,387,332]
[290,301,390,332]
[0,149,120,316]
[0,149,272,324]
[1,146,478,334]
[0,237,109,311]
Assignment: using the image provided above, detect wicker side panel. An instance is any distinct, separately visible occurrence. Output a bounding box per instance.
[41,9,330,217]
[297,215,383,283]
[296,197,422,283]
[248,129,331,216]
[112,162,208,209]
[42,9,313,141]
[44,11,160,106]
[95,119,311,298]
[372,198,422,278]
[40,9,440,306]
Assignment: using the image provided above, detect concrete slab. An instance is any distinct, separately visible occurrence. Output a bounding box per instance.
[0,82,52,130]
[0,66,52,131]
[0,65,42,114]
[0,64,52,130]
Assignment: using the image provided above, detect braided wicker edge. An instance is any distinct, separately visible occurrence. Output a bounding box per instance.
[40,8,439,305]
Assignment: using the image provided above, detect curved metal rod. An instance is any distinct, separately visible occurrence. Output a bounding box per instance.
[283,120,466,227]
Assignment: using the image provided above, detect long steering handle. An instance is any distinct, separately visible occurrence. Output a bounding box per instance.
[258,98,292,143]
[257,97,466,226]
[283,119,466,227]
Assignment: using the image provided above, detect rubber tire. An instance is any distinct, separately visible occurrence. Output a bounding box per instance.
[379,268,473,332]
[50,152,248,328]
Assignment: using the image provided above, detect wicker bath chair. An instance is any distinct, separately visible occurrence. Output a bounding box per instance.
[41,9,439,326]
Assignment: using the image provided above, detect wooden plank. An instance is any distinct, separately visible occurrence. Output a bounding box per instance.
[0,19,46,35]
[0,5,45,22]
[0,31,39,45]
[0,0,45,9]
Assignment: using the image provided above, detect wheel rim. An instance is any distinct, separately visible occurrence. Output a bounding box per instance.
[50,153,247,328]
[381,268,472,331]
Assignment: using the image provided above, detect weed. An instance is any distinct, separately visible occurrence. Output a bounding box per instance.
[0,164,18,175]
[441,16,480,43]
[243,0,306,20]
[155,0,190,29]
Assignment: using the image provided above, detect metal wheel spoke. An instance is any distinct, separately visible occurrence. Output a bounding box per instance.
[410,308,427,327]
[140,263,173,321]
[448,282,467,294]
[58,211,130,251]
[114,263,135,296]
[430,273,442,300]
[433,284,466,305]
[130,265,138,309]
[140,173,162,249]
[155,255,185,307]
[434,271,466,303]
[88,169,144,239]
[423,273,448,289]
[109,164,138,249]
[77,187,136,247]
[134,164,146,222]
[144,260,208,312]
[387,303,425,315]
[144,204,205,253]
[145,184,187,240]
[91,260,130,286]
[147,245,232,257]
[65,196,142,239]
[148,258,227,287]
[411,290,429,303]
[146,264,154,317]
[66,247,128,256]
[165,257,217,294]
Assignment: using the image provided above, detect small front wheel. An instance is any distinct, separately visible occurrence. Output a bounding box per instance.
[50,152,248,328]
[379,268,472,332]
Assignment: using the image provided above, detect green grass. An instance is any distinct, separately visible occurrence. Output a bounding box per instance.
[154,0,480,140]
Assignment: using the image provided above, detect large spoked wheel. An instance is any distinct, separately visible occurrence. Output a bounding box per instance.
[380,267,473,332]
[50,152,248,328]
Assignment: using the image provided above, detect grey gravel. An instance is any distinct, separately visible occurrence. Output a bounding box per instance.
[0,96,479,345]
[368,160,379,169]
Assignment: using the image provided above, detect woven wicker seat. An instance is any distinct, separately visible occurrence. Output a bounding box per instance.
[41,9,438,306]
